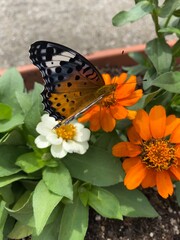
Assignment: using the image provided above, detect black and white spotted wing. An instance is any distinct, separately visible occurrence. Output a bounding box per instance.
[29,41,105,123]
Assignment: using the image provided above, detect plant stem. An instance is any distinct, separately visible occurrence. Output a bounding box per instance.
[151,9,163,39]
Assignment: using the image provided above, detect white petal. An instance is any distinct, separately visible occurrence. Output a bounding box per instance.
[41,114,57,128]
[35,135,51,148]
[73,122,84,130]
[51,144,67,158]
[74,128,91,142]
[36,121,52,136]
[63,140,89,154]
[47,133,63,145]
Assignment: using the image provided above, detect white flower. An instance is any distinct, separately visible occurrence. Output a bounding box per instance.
[35,114,91,158]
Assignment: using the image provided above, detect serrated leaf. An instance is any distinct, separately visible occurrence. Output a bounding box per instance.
[43,162,73,200]
[106,183,158,217]
[88,186,123,219]
[59,194,88,240]
[145,39,172,74]
[62,145,124,187]
[33,180,62,235]
[112,0,154,26]
[152,71,180,93]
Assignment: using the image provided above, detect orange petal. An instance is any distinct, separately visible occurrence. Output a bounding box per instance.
[117,89,143,106]
[141,168,156,188]
[127,126,142,145]
[112,142,142,157]
[110,104,127,120]
[133,109,152,141]
[122,157,140,172]
[115,77,136,99]
[124,160,147,190]
[170,166,180,180]
[100,108,116,132]
[165,115,180,137]
[149,105,166,139]
[175,145,180,158]
[102,73,112,85]
[156,171,174,198]
[170,124,180,143]
[113,72,127,85]
[78,105,100,123]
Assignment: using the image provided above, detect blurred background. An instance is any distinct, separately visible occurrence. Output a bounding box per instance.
[1,0,158,68]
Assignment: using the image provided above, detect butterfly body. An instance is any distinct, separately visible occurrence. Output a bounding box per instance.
[29,41,114,125]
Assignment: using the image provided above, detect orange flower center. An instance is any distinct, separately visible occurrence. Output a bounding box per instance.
[141,139,178,171]
[101,94,117,108]
[55,124,76,140]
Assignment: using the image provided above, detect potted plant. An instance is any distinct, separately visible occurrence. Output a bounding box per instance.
[0,0,180,239]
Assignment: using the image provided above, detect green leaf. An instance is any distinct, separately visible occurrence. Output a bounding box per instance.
[5,191,35,228]
[159,0,180,18]
[62,145,124,187]
[43,162,73,200]
[88,186,123,219]
[0,68,24,109]
[0,103,12,120]
[106,183,158,217]
[7,221,33,239]
[16,82,43,116]
[0,145,27,177]
[0,199,8,239]
[175,181,180,206]
[172,39,180,57]
[32,206,63,240]
[33,180,62,235]
[59,194,88,240]
[2,129,25,145]
[159,27,180,36]
[0,173,29,188]
[94,131,120,152]
[0,113,24,133]
[152,71,180,93]
[16,152,45,173]
[128,52,146,64]
[24,103,41,136]
[0,185,14,204]
[112,1,154,26]
[123,64,147,75]
[145,39,172,74]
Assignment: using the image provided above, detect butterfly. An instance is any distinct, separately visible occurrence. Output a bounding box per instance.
[29,41,116,125]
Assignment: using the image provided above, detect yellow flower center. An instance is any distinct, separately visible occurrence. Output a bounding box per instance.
[141,139,178,171]
[55,124,76,140]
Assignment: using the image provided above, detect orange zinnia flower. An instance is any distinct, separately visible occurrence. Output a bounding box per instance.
[78,73,143,132]
[112,105,180,198]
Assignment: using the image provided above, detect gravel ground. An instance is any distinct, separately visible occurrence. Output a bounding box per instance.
[0,0,156,68]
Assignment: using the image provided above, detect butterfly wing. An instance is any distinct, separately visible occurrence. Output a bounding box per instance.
[29,41,104,123]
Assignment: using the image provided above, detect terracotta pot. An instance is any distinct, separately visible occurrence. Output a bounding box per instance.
[0,41,178,90]
[0,44,147,90]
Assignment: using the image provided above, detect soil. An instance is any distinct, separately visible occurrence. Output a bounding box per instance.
[85,188,180,240]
